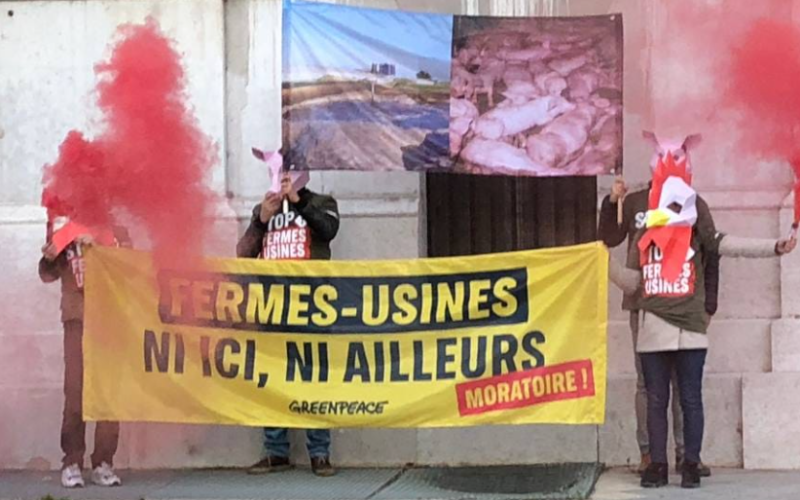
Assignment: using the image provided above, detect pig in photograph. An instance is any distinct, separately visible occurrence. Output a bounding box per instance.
[449,14,623,177]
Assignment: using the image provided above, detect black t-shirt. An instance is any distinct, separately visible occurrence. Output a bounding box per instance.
[261,206,312,260]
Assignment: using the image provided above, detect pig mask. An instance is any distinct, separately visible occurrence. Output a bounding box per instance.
[637,131,703,282]
[251,148,310,194]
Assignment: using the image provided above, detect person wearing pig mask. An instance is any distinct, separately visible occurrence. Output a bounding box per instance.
[598,132,717,479]
[237,151,339,477]
[39,201,131,489]
[607,132,796,489]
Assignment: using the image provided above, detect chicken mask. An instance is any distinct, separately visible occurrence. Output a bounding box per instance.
[637,131,703,283]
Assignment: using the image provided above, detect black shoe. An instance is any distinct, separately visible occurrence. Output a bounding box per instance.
[310,456,336,477]
[677,456,711,477]
[681,461,701,489]
[640,463,668,488]
[247,456,292,475]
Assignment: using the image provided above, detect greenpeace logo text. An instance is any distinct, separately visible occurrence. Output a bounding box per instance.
[288,400,389,415]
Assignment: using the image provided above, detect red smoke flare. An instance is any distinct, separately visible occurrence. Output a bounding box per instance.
[42,18,217,265]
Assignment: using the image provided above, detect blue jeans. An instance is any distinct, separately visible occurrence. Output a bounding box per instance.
[263,428,330,458]
[640,349,706,465]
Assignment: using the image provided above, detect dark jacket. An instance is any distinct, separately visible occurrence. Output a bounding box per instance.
[38,226,132,323]
[237,188,339,261]
[598,187,720,315]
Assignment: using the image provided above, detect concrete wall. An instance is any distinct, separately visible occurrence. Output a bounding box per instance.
[1,0,799,470]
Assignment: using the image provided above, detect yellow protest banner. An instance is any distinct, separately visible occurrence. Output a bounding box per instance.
[83,242,608,427]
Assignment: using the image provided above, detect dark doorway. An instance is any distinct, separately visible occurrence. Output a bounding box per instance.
[426,174,598,257]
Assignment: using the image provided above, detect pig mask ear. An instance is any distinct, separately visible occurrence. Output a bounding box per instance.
[642,130,661,152]
[681,133,703,152]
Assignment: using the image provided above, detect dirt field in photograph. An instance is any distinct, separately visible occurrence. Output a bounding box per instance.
[283,80,450,171]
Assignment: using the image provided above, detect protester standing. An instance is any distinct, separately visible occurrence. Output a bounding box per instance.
[238,171,340,477]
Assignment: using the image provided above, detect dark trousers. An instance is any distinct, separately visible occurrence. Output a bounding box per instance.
[631,312,684,457]
[62,320,119,469]
[640,349,707,465]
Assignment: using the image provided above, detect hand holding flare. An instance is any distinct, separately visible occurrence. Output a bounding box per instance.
[611,175,627,225]
[789,157,800,240]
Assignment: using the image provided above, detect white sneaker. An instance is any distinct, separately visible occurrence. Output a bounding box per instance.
[61,464,85,488]
[91,462,122,487]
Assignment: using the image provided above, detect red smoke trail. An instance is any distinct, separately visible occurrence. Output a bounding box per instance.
[649,1,798,197]
[43,18,217,265]
[660,1,800,229]
[723,19,800,229]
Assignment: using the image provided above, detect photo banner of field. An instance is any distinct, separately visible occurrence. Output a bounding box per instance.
[282,0,623,177]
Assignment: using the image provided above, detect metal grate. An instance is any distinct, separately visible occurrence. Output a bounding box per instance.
[374,464,602,500]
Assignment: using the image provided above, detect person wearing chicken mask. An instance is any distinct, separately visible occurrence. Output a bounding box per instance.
[599,132,717,478]
[237,151,340,477]
[608,132,796,489]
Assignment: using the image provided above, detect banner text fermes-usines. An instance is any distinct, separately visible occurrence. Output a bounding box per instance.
[157,269,529,334]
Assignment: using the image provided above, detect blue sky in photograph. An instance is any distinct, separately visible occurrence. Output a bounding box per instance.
[283,0,453,82]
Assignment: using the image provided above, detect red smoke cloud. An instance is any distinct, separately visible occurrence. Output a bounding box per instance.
[43,18,217,264]
[723,19,800,223]
[655,1,800,222]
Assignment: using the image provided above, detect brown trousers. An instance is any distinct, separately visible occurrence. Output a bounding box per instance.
[62,320,119,469]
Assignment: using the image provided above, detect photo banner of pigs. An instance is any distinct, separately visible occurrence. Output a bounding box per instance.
[282,0,623,177]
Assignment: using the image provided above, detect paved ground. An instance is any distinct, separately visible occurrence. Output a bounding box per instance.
[1,466,799,500]
[593,468,800,500]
